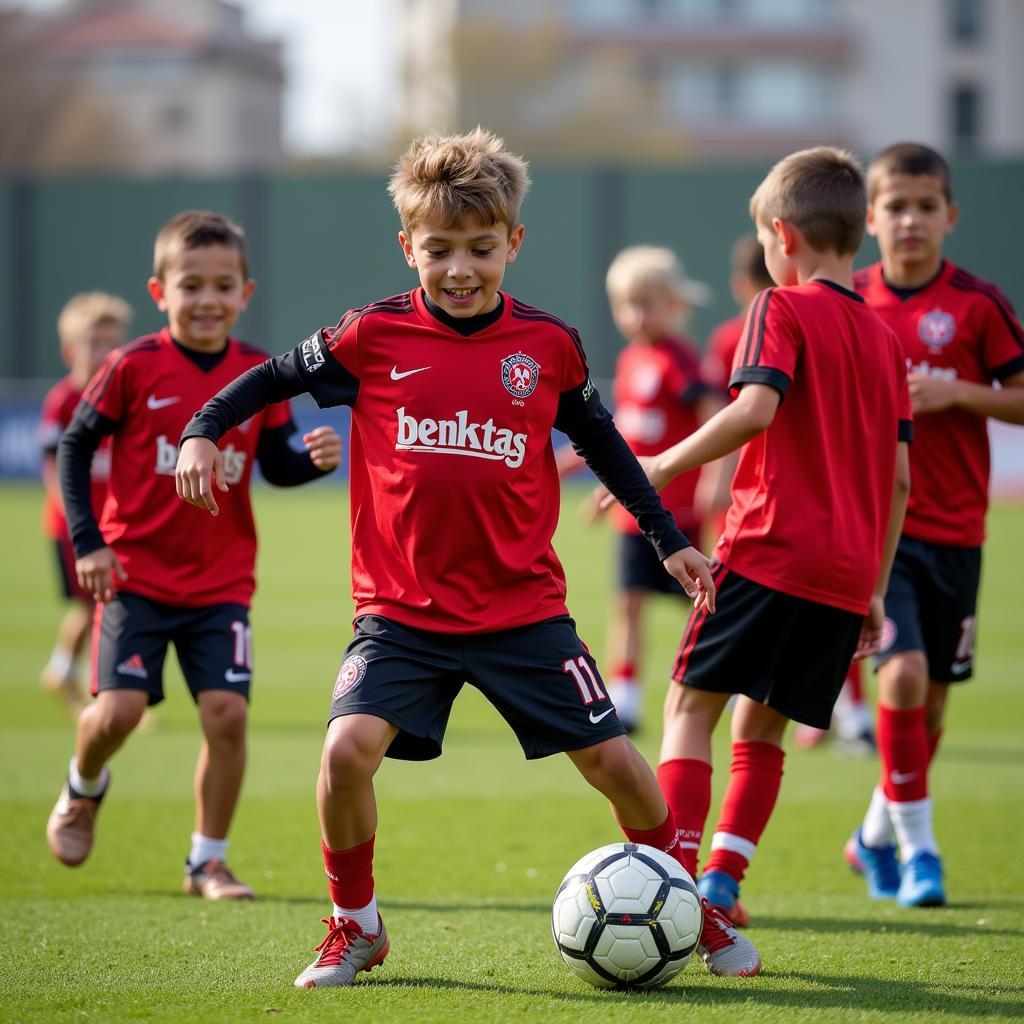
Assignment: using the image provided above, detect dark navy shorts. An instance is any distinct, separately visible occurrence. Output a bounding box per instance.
[616,532,687,597]
[328,614,625,761]
[874,535,982,683]
[671,564,862,730]
[93,591,253,706]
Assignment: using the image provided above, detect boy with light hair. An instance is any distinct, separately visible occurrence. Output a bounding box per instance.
[177,127,762,986]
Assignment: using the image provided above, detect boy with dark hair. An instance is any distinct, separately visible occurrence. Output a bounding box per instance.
[46,210,342,900]
[846,143,1024,907]
[176,127,762,986]
[39,292,131,717]
[605,147,912,928]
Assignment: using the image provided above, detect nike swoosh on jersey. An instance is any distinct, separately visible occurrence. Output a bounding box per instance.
[147,395,181,410]
[224,669,252,683]
[390,365,431,380]
[589,707,615,724]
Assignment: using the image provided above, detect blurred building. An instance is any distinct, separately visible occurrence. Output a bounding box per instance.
[3,0,283,174]
[396,0,1024,161]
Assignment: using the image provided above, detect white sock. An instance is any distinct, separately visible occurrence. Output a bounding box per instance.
[333,896,379,935]
[189,833,229,867]
[860,785,895,847]
[888,797,939,859]
[68,756,108,798]
[46,648,75,682]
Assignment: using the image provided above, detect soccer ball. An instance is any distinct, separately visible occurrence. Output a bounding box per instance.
[551,842,703,989]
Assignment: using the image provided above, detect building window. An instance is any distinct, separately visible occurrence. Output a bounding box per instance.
[950,83,981,151]
[949,0,983,44]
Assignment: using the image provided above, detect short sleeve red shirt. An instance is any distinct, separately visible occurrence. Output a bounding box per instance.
[717,281,911,615]
[855,261,1024,547]
[701,312,746,394]
[81,328,291,606]
[40,375,111,539]
[319,289,589,633]
[610,336,707,536]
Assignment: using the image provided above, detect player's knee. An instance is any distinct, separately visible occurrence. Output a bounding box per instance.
[200,695,248,745]
[93,694,147,738]
[879,653,928,707]
[321,732,376,789]
[574,736,642,789]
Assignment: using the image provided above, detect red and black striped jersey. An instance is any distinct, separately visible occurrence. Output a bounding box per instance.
[79,328,291,606]
[719,280,911,616]
[610,335,708,537]
[855,260,1024,547]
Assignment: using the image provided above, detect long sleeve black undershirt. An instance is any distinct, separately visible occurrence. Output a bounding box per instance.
[58,403,112,558]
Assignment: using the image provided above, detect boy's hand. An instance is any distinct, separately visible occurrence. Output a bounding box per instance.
[908,373,961,415]
[854,595,886,660]
[662,546,716,614]
[303,426,342,471]
[76,546,127,604]
[176,437,227,516]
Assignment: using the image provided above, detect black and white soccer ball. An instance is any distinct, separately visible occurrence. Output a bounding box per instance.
[551,842,702,989]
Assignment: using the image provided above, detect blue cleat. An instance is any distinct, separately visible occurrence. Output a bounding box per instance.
[697,869,749,927]
[897,851,946,907]
[844,829,900,899]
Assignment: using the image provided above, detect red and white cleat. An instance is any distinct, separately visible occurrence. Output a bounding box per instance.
[697,898,762,977]
[294,915,389,989]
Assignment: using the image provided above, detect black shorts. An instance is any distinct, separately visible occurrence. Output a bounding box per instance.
[52,537,89,602]
[328,614,626,761]
[93,591,253,706]
[671,565,862,730]
[616,532,687,597]
[874,535,982,683]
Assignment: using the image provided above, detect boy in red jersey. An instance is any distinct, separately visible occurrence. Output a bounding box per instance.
[558,245,723,732]
[176,128,762,985]
[39,292,131,717]
[846,143,1024,908]
[603,147,912,929]
[45,211,342,900]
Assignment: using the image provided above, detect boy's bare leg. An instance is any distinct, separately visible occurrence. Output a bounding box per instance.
[47,689,147,866]
[76,689,149,776]
[605,589,646,730]
[41,599,94,715]
[317,714,398,849]
[194,690,249,839]
[660,684,732,763]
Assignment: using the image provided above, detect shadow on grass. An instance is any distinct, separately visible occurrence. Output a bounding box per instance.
[359,970,1024,1017]
[753,913,1024,939]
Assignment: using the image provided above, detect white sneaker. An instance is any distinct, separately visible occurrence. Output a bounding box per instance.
[294,915,389,988]
[697,897,762,977]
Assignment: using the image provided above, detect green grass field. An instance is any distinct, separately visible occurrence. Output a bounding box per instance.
[1,481,1022,1023]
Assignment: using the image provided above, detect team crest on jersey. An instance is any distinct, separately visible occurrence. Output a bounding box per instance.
[501,353,541,398]
[333,655,367,699]
[917,309,957,353]
[880,617,897,654]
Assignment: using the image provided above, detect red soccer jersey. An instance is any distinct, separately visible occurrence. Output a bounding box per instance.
[318,289,590,633]
[701,312,746,394]
[40,376,111,539]
[717,281,912,616]
[81,328,291,606]
[610,336,706,536]
[855,261,1024,547]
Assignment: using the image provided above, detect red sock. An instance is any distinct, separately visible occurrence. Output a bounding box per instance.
[845,660,864,702]
[621,811,684,867]
[877,704,929,802]
[656,758,711,878]
[321,836,375,909]
[927,727,943,765]
[609,661,636,682]
[704,740,785,884]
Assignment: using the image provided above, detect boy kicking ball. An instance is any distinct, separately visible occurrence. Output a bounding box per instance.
[177,128,761,985]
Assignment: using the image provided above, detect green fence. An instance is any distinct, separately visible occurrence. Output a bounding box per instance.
[4,160,1022,381]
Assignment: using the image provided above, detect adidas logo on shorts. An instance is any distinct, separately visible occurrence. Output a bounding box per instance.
[116,653,148,679]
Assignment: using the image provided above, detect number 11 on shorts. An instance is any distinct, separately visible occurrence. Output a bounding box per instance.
[563,655,606,705]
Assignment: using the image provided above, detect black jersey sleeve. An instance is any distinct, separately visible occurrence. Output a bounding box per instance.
[181,336,359,446]
[555,379,691,560]
[256,419,331,486]
[58,402,117,558]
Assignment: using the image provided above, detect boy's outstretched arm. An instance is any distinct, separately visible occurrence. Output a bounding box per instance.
[555,379,716,612]
[856,440,911,659]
